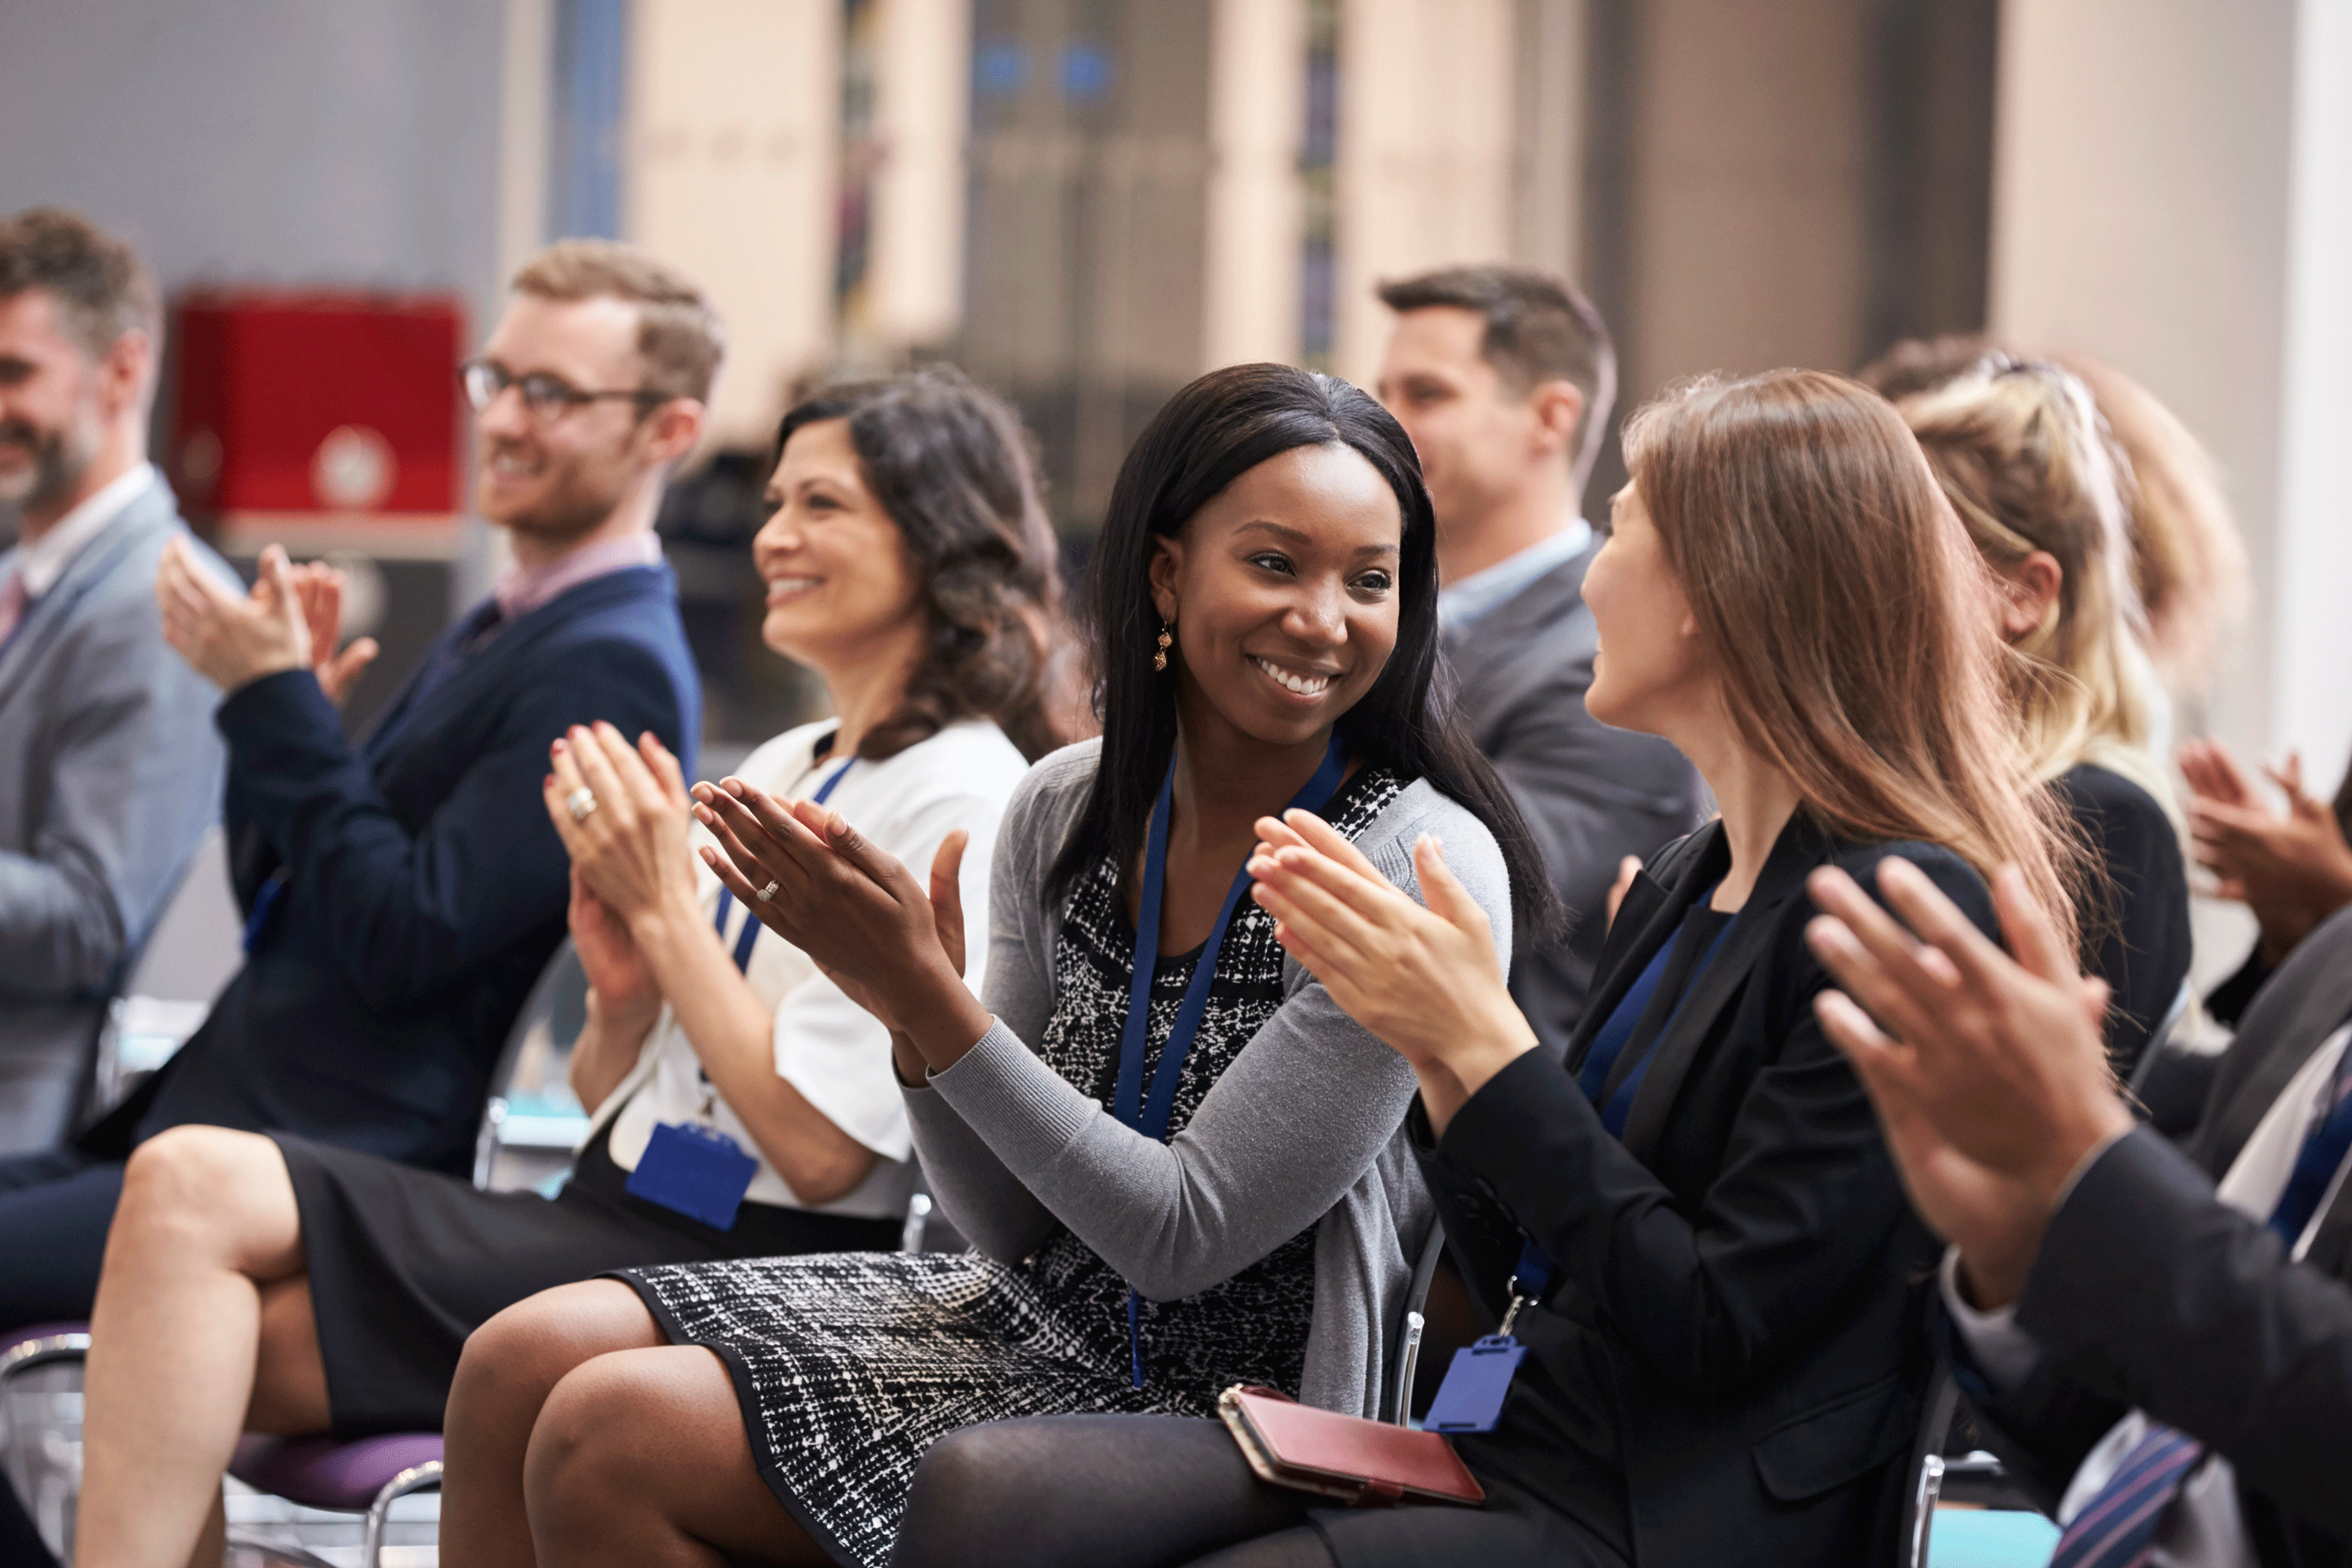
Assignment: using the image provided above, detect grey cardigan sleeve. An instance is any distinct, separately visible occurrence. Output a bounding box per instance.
[906,755,1511,1302]
[899,753,1069,1261]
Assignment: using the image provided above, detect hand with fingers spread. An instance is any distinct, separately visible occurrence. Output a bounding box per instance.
[1246,808,1538,1131]
[2179,739,2352,964]
[1802,856,2132,1308]
[689,774,989,1062]
[154,536,315,692]
[287,559,382,706]
[540,721,702,930]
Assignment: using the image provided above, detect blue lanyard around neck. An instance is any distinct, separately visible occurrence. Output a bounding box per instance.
[710,750,856,972]
[1115,731,1349,1385]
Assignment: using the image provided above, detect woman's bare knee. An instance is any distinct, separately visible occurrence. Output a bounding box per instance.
[451,1280,664,1427]
[114,1127,302,1277]
[524,1346,808,1561]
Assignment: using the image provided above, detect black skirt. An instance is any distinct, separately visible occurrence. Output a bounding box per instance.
[272,1123,902,1437]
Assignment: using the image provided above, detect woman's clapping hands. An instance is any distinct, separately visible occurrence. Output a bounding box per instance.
[689,776,989,1064]
[1245,809,1537,1131]
[543,722,702,927]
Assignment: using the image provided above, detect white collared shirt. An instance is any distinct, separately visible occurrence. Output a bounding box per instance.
[6,463,161,599]
[1436,517,1593,633]
[590,717,1033,1220]
[1944,1023,2352,1566]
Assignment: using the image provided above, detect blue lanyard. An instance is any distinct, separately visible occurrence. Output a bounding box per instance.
[710,752,855,972]
[1116,732,1349,1385]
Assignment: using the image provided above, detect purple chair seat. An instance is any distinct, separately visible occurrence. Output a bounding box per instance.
[230,1432,445,1512]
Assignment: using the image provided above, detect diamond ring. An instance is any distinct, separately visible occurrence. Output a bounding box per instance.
[755,880,779,902]
[565,787,597,822]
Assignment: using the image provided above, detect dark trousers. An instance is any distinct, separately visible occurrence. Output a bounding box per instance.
[0,1149,116,1568]
[0,1149,123,1330]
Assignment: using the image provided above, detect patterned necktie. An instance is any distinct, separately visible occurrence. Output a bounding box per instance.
[2049,1041,2352,1568]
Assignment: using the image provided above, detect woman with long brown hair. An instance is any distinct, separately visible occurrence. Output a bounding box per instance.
[885,368,2076,1568]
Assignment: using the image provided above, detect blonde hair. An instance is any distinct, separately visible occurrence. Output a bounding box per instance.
[1623,369,2080,953]
[1896,358,2177,818]
[1857,336,2248,696]
[2053,351,2247,690]
[511,239,724,404]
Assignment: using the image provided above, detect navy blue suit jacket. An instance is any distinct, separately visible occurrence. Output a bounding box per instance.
[85,563,699,1177]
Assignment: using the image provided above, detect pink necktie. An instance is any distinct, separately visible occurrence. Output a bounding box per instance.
[0,571,27,648]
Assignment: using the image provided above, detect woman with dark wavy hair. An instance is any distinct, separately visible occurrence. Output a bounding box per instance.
[71,366,1066,1568]
[436,362,1549,1566]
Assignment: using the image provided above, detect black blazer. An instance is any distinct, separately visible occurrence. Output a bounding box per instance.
[1415,813,1992,1565]
[82,564,699,1177]
[2056,763,2190,1080]
[1441,546,1704,1055]
[1957,904,2352,1567]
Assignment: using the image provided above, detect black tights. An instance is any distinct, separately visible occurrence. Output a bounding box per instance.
[888,1414,1335,1568]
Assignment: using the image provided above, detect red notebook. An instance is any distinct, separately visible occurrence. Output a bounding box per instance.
[1218,1385,1486,1508]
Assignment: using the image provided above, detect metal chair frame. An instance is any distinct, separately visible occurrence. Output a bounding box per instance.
[1384,1218,1449,1428]
[0,939,585,1566]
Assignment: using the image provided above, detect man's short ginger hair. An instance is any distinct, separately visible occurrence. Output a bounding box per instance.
[1378,263,1617,481]
[512,240,724,405]
[0,207,161,361]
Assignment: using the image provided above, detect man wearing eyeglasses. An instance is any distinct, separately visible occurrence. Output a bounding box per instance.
[0,241,710,1356]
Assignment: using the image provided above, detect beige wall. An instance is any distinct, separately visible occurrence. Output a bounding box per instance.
[1621,0,1878,390]
[623,0,840,448]
[1990,0,2299,765]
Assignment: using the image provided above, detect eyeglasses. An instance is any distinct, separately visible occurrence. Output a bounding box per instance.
[459,359,667,420]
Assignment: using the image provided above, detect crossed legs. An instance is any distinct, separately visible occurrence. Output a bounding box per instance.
[439,1279,820,1567]
[74,1127,330,1568]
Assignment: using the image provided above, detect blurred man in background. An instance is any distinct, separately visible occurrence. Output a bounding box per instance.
[0,239,711,1348]
[0,209,226,1155]
[1377,265,1702,1054]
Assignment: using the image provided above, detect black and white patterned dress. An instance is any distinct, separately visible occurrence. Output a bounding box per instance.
[618,765,1406,1567]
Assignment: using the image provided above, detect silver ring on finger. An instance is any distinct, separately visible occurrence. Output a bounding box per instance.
[566,787,598,823]
[754,880,779,902]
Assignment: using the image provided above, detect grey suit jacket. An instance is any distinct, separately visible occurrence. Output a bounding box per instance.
[0,480,227,1151]
[1442,543,1703,1056]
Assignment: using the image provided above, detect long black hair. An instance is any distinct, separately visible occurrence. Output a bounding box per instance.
[1044,362,1556,941]
[775,366,1071,763]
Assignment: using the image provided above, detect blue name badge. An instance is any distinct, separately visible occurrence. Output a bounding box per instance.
[625,1121,758,1232]
[1421,1334,1530,1434]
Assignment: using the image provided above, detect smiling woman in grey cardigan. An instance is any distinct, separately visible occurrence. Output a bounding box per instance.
[904,735,1508,1416]
[434,363,1549,1568]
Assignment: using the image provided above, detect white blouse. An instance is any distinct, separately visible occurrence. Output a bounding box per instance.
[588,717,1030,1221]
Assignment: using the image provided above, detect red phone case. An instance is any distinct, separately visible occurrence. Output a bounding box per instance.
[1218,1385,1486,1508]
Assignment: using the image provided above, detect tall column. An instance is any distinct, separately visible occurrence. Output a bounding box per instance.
[1331,0,1515,388]
[623,0,840,447]
[2269,0,2352,777]
[1203,0,1308,370]
[867,0,972,353]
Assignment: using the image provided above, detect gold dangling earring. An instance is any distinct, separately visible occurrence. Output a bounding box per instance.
[1152,621,1173,672]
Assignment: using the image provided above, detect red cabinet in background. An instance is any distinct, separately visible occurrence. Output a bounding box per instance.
[169,292,465,554]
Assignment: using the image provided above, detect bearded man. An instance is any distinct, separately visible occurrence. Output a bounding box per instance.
[0,238,710,1333]
[0,209,228,1156]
